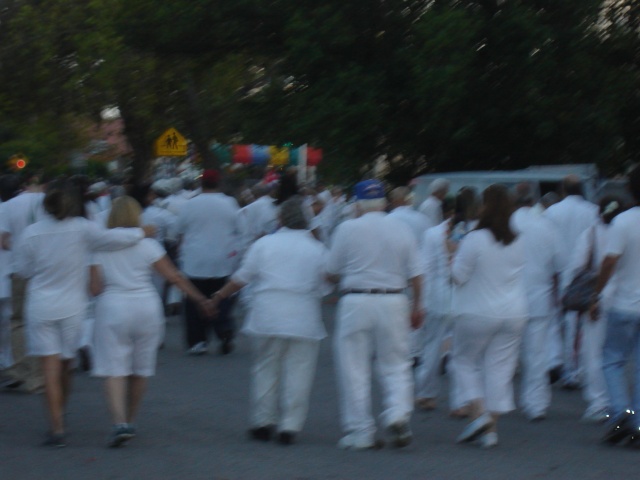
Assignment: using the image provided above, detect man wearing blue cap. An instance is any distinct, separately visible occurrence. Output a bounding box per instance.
[327,179,424,450]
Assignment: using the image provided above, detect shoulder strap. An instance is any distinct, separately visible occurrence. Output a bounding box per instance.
[586,225,596,270]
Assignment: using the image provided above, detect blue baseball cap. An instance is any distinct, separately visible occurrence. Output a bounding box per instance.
[354,180,385,200]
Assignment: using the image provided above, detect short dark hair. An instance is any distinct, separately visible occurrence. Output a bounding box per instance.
[43,178,83,220]
[475,184,517,245]
[627,165,640,204]
[454,187,479,224]
[279,195,308,230]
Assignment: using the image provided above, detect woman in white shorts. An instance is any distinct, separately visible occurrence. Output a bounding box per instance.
[90,196,213,448]
[14,179,151,448]
[451,184,528,448]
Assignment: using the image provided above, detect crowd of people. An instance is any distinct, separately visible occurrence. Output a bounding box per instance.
[1,165,640,453]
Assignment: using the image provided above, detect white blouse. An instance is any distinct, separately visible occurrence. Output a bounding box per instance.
[15,216,143,320]
[452,229,528,319]
[232,228,330,340]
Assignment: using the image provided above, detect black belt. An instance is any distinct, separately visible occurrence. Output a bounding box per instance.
[343,288,404,295]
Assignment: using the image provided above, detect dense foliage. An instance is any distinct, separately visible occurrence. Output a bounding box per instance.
[0,0,638,183]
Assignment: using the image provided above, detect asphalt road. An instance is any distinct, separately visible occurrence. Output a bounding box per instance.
[1,302,636,480]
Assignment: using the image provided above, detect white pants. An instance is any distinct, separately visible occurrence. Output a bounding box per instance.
[547,308,564,370]
[562,311,583,384]
[415,313,449,400]
[334,294,413,442]
[580,313,609,413]
[520,315,554,417]
[251,336,320,433]
[453,315,526,414]
[0,298,13,368]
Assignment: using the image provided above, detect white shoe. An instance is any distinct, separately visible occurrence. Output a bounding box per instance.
[580,408,609,424]
[337,433,383,451]
[478,432,498,449]
[456,413,492,443]
[187,342,207,355]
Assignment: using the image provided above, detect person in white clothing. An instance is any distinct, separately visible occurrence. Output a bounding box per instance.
[388,187,430,245]
[241,183,278,245]
[566,197,625,425]
[211,196,330,445]
[414,210,461,414]
[327,180,424,451]
[13,179,154,447]
[0,176,20,385]
[389,186,431,369]
[418,178,449,228]
[176,170,241,355]
[90,196,213,447]
[511,191,562,422]
[544,175,599,388]
[591,166,640,445]
[133,184,178,298]
[0,174,48,393]
[452,184,528,448]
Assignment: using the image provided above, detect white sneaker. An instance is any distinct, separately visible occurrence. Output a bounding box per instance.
[478,432,498,449]
[337,433,383,451]
[581,408,609,424]
[187,342,207,355]
[456,413,492,443]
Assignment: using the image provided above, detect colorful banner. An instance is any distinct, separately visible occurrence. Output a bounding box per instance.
[269,146,290,166]
[214,143,322,166]
[250,145,270,165]
[232,144,252,164]
[307,147,323,166]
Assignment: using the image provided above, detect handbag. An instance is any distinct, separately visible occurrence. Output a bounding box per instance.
[562,226,597,312]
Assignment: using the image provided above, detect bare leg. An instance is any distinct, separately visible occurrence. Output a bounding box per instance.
[488,413,499,433]
[41,355,65,434]
[126,375,147,424]
[60,359,74,409]
[104,377,127,425]
[468,398,485,421]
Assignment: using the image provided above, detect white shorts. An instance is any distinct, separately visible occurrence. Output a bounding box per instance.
[26,311,84,359]
[92,293,164,377]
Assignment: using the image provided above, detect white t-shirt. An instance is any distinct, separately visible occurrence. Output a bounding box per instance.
[512,208,562,317]
[452,229,528,318]
[14,216,144,319]
[142,205,177,245]
[233,228,329,340]
[327,211,422,290]
[176,192,240,278]
[418,195,442,229]
[0,191,46,272]
[164,192,189,216]
[544,196,599,281]
[93,239,166,298]
[604,207,640,313]
[389,206,430,246]
[241,195,278,241]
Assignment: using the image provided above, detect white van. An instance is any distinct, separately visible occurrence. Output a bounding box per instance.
[411,164,601,208]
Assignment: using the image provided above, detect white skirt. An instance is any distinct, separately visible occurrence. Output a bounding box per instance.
[92,292,164,377]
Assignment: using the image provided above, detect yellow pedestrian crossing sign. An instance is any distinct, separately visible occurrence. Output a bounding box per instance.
[155,128,188,156]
